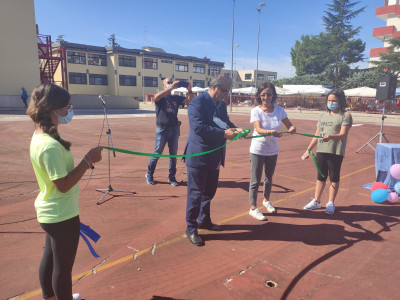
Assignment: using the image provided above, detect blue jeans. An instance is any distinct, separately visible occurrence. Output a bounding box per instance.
[147,126,179,177]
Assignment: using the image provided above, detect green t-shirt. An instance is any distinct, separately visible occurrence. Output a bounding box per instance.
[30,133,79,223]
[317,111,352,157]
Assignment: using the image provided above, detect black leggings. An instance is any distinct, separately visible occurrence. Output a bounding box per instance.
[316,152,343,182]
[39,216,80,299]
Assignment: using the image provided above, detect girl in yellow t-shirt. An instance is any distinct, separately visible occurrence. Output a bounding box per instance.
[27,83,103,300]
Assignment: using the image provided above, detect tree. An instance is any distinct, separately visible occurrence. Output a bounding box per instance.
[272,74,329,87]
[322,0,366,87]
[56,35,65,43]
[340,68,387,89]
[370,37,400,79]
[108,34,120,48]
[290,33,331,76]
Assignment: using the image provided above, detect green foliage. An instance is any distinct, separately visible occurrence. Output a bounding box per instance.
[290,33,332,76]
[290,0,366,88]
[339,69,387,89]
[272,74,330,87]
[56,35,65,43]
[370,37,400,78]
[108,34,120,48]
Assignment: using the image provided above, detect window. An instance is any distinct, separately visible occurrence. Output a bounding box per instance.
[210,67,220,76]
[67,51,86,64]
[89,74,108,85]
[119,55,136,67]
[257,74,264,80]
[245,73,252,80]
[268,75,276,80]
[193,80,205,88]
[143,58,158,69]
[193,64,205,74]
[88,54,107,66]
[119,75,137,86]
[69,72,87,84]
[143,76,158,87]
[161,59,173,64]
[175,62,188,72]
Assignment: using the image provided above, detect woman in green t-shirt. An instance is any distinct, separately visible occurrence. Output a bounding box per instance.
[27,83,103,300]
[302,89,352,215]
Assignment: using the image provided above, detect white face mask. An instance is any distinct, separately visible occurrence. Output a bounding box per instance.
[165,84,172,89]
[55,109,74,124]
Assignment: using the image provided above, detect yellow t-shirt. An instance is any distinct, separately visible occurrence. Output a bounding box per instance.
[30,133,79,223]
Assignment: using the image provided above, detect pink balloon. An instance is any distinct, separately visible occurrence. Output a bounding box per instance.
[371,182,388,191]
[387,192,399,203]
[390,164,400,180]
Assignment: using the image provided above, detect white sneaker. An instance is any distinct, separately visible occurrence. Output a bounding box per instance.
[325,202,335,215]
[249,208,267,221]
[304,199,321,210]
[263,201,276,213]
[73,293,82,300]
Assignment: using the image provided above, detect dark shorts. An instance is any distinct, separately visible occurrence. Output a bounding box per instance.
[316,152,344,182]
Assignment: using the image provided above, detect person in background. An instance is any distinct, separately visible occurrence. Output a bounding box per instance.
[21,87,28,108]
[184,75,239,246]
[303,89,352,215]
[146,77,195,186]
[27,83,103,300]
[248,82,296,221]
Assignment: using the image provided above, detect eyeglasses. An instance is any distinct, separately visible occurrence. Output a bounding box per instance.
[62,104,73,111]
[216,84,230,95]
[167,81,173,84]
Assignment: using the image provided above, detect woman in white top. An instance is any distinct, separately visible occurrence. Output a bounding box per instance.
[249,82,296,221]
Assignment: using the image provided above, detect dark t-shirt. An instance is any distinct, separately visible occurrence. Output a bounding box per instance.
[156,95,185,127]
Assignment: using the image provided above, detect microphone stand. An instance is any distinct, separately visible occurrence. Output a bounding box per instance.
[95,95,136,204]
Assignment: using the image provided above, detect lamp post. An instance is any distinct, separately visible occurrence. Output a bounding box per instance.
[234,44,239,79]
[255,2,266,89]
[229,0,235,112]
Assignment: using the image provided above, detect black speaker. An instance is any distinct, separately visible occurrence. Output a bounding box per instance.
[376,76,397,100]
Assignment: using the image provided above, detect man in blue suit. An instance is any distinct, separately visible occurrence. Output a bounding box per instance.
[184,75,240,246]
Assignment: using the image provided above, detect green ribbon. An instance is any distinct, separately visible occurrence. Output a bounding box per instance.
[102,128,324,178]
[103,128,251,158]
[307,149,325,178]
[245,131,321,139]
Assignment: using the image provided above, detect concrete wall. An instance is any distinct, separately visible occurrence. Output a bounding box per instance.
[0,0,40,96]
[70,95,139,109]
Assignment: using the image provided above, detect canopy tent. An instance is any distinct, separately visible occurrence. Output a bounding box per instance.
[275,86,289,95]
[282,85,332,96]
[232,87,257,95]
[171,87,188,95]
[192,86,205,93]
[396,88,400,96]
[344,87,377,97]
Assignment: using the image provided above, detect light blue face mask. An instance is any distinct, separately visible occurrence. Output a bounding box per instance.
[55,109,74,124]
[327,103,339,110]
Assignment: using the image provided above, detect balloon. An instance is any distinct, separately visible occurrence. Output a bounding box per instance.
[371,189,389,203]
[387,192,399,203]
[390,164,400,180]
[394,182,400,194]
[371,182,388,191]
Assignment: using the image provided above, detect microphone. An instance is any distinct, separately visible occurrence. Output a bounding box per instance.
[99,95,105,106]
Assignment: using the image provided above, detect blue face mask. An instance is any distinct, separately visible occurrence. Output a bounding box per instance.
[55,109,74,124]
[327,103,339,110]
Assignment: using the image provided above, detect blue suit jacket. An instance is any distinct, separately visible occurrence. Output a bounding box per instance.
[184,92,226,169]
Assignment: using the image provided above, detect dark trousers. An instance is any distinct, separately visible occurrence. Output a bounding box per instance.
[186,166,220,233]
[39,216,80,299]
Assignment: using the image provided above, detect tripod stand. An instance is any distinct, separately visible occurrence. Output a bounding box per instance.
[96,96,136,204]
[356,103,389,153]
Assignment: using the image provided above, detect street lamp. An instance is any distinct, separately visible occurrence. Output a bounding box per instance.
[255,2,266,89]
[229,0,235,112]
[234,44,239,76]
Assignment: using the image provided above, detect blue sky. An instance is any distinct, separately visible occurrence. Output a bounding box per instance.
[34,0,385,78]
